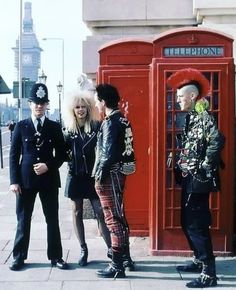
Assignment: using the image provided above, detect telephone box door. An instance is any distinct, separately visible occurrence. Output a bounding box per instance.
[150,60,235,255]
[97,40,153,235]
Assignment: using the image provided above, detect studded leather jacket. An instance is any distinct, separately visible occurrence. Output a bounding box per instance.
[177,110,225,193]
[92,110,135,183]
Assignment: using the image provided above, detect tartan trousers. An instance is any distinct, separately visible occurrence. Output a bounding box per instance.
[95,170,129,250]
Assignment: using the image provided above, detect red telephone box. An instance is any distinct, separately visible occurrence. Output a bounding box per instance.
[150,27,235,255]
[97,27,235,255]
[97,39,153,235]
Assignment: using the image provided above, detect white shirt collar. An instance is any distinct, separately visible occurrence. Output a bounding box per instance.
[32,115,46,130]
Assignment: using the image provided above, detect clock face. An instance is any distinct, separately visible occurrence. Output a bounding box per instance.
[22,54,32,64]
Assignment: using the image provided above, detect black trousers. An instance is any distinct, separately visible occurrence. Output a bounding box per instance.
[181,190,215,262]
[12,187,63,261]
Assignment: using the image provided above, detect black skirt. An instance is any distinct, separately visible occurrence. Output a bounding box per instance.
[64,173,98,200]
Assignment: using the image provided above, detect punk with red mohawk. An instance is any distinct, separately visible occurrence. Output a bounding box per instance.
[167,68,210,99]
[170,67,225,288]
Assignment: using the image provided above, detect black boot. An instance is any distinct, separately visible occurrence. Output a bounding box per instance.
[123,244,135,271]
[78,243,88,267]
[186,258,217,288]
[107,247,112,260]
[97,250,126,278]
[176,256,202,273]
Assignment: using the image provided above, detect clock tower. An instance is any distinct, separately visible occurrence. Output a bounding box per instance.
[12,2,42,82]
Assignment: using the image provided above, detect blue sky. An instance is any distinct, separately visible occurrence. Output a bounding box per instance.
[0,0,91,111]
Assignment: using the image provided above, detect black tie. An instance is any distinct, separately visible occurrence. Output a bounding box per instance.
[37,118,42,132]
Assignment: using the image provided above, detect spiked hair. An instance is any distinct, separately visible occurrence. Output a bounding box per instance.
[167,68,210,99]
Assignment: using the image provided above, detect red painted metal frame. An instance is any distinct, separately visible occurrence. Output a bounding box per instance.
[150,28,235,255]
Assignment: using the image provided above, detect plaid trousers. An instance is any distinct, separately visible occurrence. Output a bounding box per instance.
[95,170,129,250]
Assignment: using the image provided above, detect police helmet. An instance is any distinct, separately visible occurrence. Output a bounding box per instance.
[28,83,49,104]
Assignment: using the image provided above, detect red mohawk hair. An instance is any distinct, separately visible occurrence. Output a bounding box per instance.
[167,68,210,99]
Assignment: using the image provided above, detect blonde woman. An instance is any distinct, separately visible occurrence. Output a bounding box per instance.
[63,90,111,266]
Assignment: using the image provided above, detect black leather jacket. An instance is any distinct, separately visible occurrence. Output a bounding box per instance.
[65,121,100,177]
[93,110,135,183]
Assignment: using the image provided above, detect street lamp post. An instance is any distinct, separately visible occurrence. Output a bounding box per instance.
[18,0,23,121]
[56,81,63,124]
[42,38,64,100]
[38,70,47,84]
[38,70,48,117]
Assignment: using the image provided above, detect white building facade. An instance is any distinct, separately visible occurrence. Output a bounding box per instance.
[82,0,236,90]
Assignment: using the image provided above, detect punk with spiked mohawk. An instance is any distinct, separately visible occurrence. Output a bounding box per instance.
[166,68,210,99]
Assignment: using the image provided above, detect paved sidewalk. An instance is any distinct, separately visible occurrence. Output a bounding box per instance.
[0,161,236,290]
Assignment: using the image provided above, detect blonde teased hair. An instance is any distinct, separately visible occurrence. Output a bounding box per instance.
[63,90,98,134]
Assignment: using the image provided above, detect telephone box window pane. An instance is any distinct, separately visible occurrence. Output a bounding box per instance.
[166,190,172,207]
[167,112,172,128]
[165,210,172,228]
[167,133,172,149]
[205,96,211,110]
[213,73,219,90]
[175,112,186,129]
[175,133,182,148]
[167,151,173,168]
[213,92,219,110]
[173,188,181,206]
[212,112,219,125]
[166,71,172,80]
[167,92,173,110]
[203,72,211,83]
[173,211,181,227]
[166,170,172,188]
[175,101,180,110]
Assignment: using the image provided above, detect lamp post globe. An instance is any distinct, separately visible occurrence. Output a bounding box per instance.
[38,70,47,84]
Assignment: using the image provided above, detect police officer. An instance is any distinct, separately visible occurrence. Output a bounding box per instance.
[167,68,225,288]
[9,83,68,271]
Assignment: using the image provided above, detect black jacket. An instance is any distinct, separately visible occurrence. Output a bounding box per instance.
[177,110,225,193]
[64,121,100,199]
[93,110,135,183]
[9,117,65,189]
[64,121,100,177]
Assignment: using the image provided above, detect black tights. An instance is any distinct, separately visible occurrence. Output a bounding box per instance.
[71,198,111,248]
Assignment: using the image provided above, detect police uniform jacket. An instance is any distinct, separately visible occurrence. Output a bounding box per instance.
[10,117,65,190]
